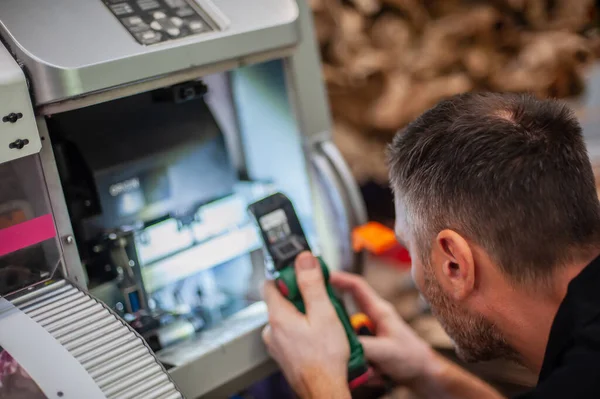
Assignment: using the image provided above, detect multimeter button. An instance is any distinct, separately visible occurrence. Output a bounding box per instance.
[276,280,290,297]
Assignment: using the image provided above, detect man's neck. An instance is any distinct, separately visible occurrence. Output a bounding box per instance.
[494,252,598,374]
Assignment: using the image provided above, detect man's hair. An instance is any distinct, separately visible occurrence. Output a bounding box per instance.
[388,92,600,283]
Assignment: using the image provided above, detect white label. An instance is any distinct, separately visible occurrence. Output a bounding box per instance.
[109,177,140,197]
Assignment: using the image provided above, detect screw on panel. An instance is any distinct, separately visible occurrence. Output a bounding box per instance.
[8,139,29,149]
[2,112,23,123]
[64,235,74,244]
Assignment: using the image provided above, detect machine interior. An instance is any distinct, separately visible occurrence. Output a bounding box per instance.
[35,59,319,354]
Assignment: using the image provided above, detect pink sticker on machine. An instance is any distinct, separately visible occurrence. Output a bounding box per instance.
[0,214,56,258]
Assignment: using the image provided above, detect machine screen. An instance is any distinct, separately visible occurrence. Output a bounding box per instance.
[102,0,214,45]
[259,209,291,245]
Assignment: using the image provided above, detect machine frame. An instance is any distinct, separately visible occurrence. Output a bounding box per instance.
[0,1,367,397]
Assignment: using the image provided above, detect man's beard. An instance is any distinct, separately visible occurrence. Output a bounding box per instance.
[422,264,518,363]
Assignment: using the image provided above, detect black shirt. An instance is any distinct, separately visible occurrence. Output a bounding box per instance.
[516,255,600,398]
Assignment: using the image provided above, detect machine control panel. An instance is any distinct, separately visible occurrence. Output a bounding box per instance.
[102,0,214,45]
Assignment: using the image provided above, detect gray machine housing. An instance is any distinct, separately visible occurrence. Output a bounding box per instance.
[0,1,366,397]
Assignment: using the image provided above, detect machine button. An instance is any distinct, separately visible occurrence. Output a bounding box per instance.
[123,16,143,26]
[189,20,204,32]
[165,0,187,8]
[110,3,134,15]
[137,0,160,11]
[153,11,167,20]
[150,21,162,31]
[170,17,184,27]
[176,7,195,17]
[276,279,290,298]
[136,30,161,44]
[167,27,180,37]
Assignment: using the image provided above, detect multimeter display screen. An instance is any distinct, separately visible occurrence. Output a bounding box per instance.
[249,193,311,268]
[259,209,291,245]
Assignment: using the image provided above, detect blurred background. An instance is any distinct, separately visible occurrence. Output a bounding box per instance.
[306,2,600,397]
[311,0,600,224]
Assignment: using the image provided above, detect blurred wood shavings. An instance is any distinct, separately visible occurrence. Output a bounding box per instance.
[313,0,599,183]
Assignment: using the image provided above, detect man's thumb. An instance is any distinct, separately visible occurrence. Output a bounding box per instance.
[295,252,328,310]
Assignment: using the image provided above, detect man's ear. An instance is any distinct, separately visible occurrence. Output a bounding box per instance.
[431,229,475,301]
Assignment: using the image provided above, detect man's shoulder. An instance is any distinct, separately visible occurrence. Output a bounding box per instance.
[515,318,600,399]
[521,254,600,399]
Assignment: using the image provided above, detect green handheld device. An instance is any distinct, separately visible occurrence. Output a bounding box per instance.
[248,192,370,388]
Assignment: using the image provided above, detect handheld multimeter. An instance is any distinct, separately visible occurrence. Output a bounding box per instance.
[248,192,370,388]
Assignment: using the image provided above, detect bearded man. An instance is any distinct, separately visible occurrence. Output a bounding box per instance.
[262,92,600,398]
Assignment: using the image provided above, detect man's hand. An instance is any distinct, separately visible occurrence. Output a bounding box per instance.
[331,272,505,399]
[262,252,351,399]
[330,271,435,386]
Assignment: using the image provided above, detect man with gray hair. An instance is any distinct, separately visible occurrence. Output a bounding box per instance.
[262,92,600,398]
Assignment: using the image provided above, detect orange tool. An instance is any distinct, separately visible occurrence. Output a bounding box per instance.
[352,222,411,265]
[351,313,375,335]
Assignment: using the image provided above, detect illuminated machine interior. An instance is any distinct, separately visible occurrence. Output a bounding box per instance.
[0,1,366,397]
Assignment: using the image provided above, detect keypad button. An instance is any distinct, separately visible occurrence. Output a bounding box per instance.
[136,30,161,44]
[189,20,204,31]
[165,0,187,8]
[153,11,167,19]
[176,7,195,17]
[137,0,160,11]
[123,16,143,26]
[167,27,180,37]
[110,3,134,15]
[150,21,162,30]
[170,17,184,27]
[128,22,150,33]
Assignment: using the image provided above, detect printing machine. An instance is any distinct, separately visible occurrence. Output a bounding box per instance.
[0,0,367,398]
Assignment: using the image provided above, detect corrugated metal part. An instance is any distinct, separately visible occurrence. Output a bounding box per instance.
[9,279,184,399]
